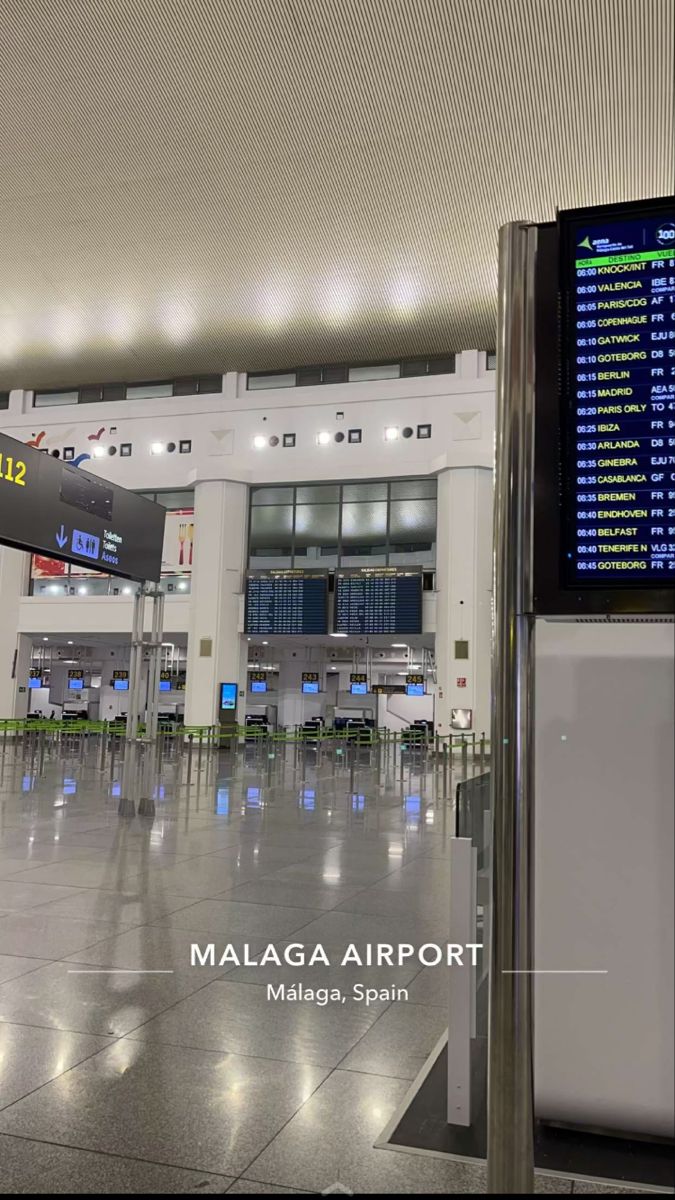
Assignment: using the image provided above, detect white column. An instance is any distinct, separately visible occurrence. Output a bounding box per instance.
[434,467,493,738]
[0,547,30,718]
[184,480,248,726]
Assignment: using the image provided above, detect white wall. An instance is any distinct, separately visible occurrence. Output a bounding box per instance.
[3,356,494,491]
[434,467,493,736]
[534,620,674,1138]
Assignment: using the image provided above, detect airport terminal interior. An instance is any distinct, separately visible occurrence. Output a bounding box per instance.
[0,0,674,1194]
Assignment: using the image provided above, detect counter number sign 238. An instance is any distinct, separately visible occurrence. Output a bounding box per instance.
[0,449,27,487]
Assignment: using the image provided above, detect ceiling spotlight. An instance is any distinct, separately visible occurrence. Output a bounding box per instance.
[317,431,331,446]
[178,581,188,590]
[392,643,408,648]
[253,435,267,449]
[92,445,106,458]
[77,586,88,595]
[150,442,164,455]
[330,632,348,638]
[122,586,132,595]
[384,426,400,441]
[42,637,48,642]
[67,641,73,645]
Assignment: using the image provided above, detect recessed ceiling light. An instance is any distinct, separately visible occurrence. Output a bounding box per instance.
[384,426,400,441]
[150,442,164,455]
[253,435,267,449]
[392,643,407,648]
[92,445,106,458]
[317,431,331,446]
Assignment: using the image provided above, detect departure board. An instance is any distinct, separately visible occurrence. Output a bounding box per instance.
[334,567,422,634]
[245,569,328,635]
[561,199,675,587]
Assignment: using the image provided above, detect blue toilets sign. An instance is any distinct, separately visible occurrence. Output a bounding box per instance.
[0,431,165,582]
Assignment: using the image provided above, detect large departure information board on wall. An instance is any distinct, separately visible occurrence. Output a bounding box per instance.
[560,199,675,588]
[245,569,328,635]
[334,567,422,634]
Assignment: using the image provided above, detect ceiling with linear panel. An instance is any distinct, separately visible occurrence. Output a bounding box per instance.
[1,0,673,390]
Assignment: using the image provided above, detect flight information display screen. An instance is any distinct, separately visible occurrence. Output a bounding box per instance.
[561,199,675,587]
[245,569,328,635]
[334,567,422,634]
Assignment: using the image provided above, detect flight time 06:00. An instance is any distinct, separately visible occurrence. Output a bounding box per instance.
[0,452,27,486]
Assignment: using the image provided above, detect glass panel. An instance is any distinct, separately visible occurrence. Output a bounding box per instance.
[125,382,173,400]
[249,505,293,552]
[342,482,388,502]
[340,501,388,566]
[348,362,400,382]
[389,498,436,567]
[247,372,296,390]
[322,364,347,384]
[72,576,111,596]
[297,367,322,387]
[294,503,339,567]
[295,484,339,503]
[401,360,427,378]
[251,487,294,505]
[154,490,195,509]
[34,390,78,406]
[428,355,456,375]
[198,374,222,393]
[389,498,436,543]
[159,575,192,595]
[390,477,437,500]
[31,578,70,597]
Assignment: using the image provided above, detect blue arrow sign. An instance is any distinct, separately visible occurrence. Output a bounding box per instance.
[55,524,68,548]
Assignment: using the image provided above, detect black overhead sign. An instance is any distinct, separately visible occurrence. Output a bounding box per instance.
[0,432,165,583]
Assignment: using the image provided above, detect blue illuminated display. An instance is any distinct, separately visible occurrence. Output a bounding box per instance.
[562,202,675,585]
[245,569,328,635]
[302,680,319,694]
[220,682,237,711]
[350,681,368,695]
[72,528,100,560]
[113,678,129,691]
[250,680,267,693]
[406,683,424,696]
[334,568,422,634]
[68,678,83,690]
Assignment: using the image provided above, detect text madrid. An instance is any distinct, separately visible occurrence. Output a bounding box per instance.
[190,942,483,968]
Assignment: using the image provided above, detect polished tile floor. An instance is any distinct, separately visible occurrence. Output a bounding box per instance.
[0,737,659,1193]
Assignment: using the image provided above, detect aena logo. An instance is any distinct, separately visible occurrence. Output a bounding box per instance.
[656,223,675,245]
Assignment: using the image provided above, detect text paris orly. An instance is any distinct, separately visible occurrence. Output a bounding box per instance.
[190,942,483,968]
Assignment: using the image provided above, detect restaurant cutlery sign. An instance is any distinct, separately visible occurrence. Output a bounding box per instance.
[0,432,165,583]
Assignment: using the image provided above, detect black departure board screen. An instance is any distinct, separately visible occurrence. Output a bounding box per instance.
[245,569,328,635]
[334,567,422,634]
[561,198,675,588]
